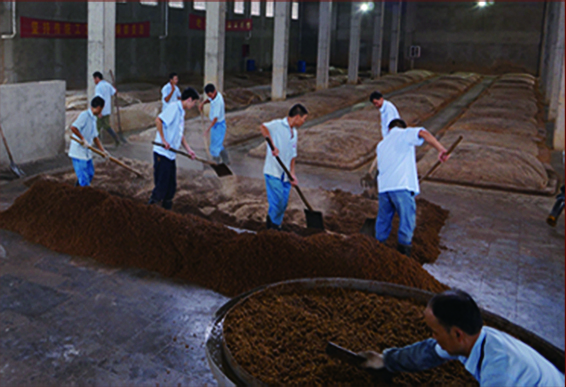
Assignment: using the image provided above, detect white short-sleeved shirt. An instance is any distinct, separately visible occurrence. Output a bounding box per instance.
[153,101,185,161]
[68,109,99,161]
[263,117,298,182]
[377,127,424,194]
[94,80,116,117]
[161,83,182,112]
[380,100,400,139]
[435,327,565,387]
[208,92,225,123]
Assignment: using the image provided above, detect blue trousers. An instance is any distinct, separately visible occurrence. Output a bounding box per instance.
[151,152,177,203]
[72,158,94,187]
[209,120,226,157]
[376,190,417,246]
[265,174,291,226]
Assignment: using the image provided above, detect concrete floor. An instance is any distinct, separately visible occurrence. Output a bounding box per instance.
[0,83,564,385]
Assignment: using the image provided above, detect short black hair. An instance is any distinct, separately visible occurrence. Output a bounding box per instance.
[204,83,216,94]
[93,71,103,80]
[289,103,308,118]
[169,72,178,80]
[388,119,407,129]
[369,91,383,102]
[181,87,199,101]
[91,96,105,108]
[428,289,483,336]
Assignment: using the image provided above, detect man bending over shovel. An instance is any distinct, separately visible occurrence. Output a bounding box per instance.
[375,119,448,257]
[68,96,108,187]
[148,87,199,210]
[260,104,308,230]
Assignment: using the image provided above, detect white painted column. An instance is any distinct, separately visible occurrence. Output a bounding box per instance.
[554,53,564,151]
[316,1,332,90]
[389,0,402,75]
[204,1,226,92]
[371,1,385,78]
[271,1,291,101]
[87,1,116,99]
[347,2,362,84]
[548,1,565,120]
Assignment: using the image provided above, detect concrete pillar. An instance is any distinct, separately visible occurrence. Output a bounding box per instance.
[87,1,116,99]
[554,54,564,151]
[1,39,16,84]
[389,0,402,74]
[271,1,291,101]
[347,2,362,84]
[204,1,226,92]
[316,1,332,90]
[548,1,565,120]
[541,1,559,100]
[538,1,551,86]
[54,2,63,80]
[371,1,385,78]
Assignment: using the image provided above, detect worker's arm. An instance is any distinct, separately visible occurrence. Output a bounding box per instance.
[70,126,86,144]
[155,118,170,149]
[418,130,449,162]
[181,136,196,159]
[164,84,176,103]
[198,98,211,112]
[93,137,107,156]
[290,158,298,186]
[261,124,279,157]
[206,117,218,134]
[360,339,450,373]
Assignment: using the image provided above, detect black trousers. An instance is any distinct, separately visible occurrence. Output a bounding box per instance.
[151,152,177,205]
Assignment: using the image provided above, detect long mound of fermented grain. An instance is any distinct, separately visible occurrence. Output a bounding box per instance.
[0,181,447,296]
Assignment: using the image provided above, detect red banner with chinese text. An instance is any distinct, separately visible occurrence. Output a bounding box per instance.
[189,14,252,32]
[20,17,150,39]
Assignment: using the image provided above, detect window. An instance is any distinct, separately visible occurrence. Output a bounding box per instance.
[234,1,244,14]
[140,1,158,5]
[291,2,299,20]
[251,0,260,16]
[265,0,274,17]
[169,1,184,9]
[193,1,206,11]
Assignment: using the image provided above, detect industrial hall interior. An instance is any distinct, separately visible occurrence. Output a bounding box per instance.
[0,0,565,386]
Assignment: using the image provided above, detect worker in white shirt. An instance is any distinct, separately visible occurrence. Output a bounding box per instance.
[361,92,402,187]
[161,72,182,112]
[375,119,448,257]
[260,104,308,230]
[360,289,565,387]
[199,83,230,165]
[93,71,121,146]
[68,96,108,187]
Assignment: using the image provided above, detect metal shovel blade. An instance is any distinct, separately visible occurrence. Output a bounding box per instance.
[10,161,25,178]
[209,163,233,177]
[325,342,366,367]
[360,218,376,237]
[305,209,324,230]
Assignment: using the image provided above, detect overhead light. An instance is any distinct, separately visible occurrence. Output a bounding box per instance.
[360,3,369,12]
[478,1,487,7]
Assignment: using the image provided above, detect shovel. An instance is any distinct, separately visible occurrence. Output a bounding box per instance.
[0,123,25,178]
[325,342,394,382]
[359,135,463,237]
[152,141,232,177]
[71,137,143,177]
[265,137,324,230]
[109,70,128,144]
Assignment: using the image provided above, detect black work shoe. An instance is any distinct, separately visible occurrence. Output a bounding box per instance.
[266,215,281,231]
[147,197,158,205]
[397,243,412,258]
[162,200,173,210]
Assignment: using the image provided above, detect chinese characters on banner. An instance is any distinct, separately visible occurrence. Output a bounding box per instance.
[189,14,252,32]
[20,17,150,39]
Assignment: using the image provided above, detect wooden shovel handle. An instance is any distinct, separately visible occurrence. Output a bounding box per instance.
[71,137,143,177]
[265,137,314,211]
[151,141,214,166]
[419,135,463,183]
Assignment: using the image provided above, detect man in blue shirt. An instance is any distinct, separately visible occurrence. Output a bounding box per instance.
[359,289,565,387]
[68,96,108,187]
[198,83,230,165]
[260,104,308,230]
[148,87,199,210]
[161,72,182,112]
[93,71,121,146]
